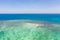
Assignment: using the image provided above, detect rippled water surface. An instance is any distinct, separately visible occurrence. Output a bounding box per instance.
[0,20,60,40]
[0,14,60,40]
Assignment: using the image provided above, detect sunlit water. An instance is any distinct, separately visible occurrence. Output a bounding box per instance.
[0,20,60,40]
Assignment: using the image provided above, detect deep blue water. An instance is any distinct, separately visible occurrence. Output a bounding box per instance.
[0,14,60,23]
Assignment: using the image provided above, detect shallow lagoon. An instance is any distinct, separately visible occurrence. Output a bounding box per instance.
[0,20,60,40]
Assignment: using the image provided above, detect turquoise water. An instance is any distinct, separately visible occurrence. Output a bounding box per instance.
[0,14,60,40]
[0,14,60,23]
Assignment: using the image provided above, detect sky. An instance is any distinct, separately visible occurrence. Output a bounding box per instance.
[0,0,60,13]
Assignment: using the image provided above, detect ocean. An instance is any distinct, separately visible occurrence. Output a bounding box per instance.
[0,14,60,40]
[0,14,60,23]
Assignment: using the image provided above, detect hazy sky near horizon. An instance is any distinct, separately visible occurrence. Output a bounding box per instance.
[0,0,60,13]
